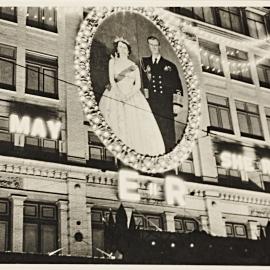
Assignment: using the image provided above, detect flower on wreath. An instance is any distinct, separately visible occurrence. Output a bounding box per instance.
[164,65,172,72]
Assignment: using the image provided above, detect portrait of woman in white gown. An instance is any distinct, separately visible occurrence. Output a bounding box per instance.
[98,37,165,156]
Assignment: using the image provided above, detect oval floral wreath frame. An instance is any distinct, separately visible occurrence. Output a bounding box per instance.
[74,7,201,174]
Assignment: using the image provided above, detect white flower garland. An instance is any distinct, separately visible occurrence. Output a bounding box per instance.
[74,7,201,174]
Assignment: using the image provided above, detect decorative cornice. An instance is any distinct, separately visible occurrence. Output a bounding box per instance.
[0,163,68,180]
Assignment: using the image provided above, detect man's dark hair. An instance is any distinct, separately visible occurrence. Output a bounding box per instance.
[147,35,160,45]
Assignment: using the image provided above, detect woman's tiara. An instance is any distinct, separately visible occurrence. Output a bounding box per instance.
[114,36,130,45]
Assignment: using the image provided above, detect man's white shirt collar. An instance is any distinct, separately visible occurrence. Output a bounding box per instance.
[152,55,161,64]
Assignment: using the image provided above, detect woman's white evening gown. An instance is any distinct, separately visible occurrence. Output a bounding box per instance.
[99,61,165,156]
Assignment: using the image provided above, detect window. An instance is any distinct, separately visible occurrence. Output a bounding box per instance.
[207,94,233,132]
[167,7,215,24]
[0,199,10,251]
[91,209,116,257]
[0,44,16,91]
[226,222,248,238]
[256,57,270,88]
[25,136,59,151]
[175,217,198,233]
[236,100,263,139]
[246,11,267,39]
[133,213,163,231]
[265,107,270,135]
[218,7,243,34]
[0,7,17,22]
[199,39,223,76]
[26,7,57,32]
[23,202,58,254]
[226,47,252,84]
[88,131,114,162]
[26,52,58,98]
[0,116,13,143]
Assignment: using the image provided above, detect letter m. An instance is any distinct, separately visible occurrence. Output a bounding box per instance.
[9,114,31,135]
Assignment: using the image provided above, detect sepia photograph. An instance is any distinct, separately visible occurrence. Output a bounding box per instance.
[0,2,270,269]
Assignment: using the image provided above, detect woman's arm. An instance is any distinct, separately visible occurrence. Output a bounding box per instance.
[108,58,116,88]
[133,65,141,91]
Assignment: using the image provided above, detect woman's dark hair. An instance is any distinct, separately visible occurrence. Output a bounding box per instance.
[112,40,132,58]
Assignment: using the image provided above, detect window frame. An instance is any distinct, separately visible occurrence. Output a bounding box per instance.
[256,57,270,89]
[199,39,224,76]
[226,47,253,84]
[0,199,11,251]
[246,10,267,39]
[23,201,58,254]
[25,52,58,99]
[236,100,264,140]
[225,222,248,238]
[207,94,234,133]
[174,217,199,233]
[26,7,57,33]
[0,7,17,23]
[0,43,16,91]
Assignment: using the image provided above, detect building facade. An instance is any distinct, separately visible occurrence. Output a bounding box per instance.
[0,6,270,260]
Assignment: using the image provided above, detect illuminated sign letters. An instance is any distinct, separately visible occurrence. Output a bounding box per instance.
[9,114,61,140]
[118,169,187,206]
[220,151,270,175]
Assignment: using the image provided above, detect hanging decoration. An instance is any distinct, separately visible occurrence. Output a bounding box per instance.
[74,7,201,174]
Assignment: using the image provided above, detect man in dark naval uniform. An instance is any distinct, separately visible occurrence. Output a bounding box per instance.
[141,36,183,152]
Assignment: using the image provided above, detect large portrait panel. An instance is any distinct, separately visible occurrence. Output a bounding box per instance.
[74,7,201,173]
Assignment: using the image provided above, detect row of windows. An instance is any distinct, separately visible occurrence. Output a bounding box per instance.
[207,93,269,140]
[87,131,195,174]
[0,200,57,253]
[168,7,270,39]
[199,39,270,87]
[0,43,58,98]
[91,208,199,257]
[0,7,57,32]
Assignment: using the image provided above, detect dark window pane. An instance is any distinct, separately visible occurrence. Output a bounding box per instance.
[134,216,144,229]
[24,223,38,253]
[0,59,14,86]
[238,113,249,133]
[91,211,103,223]
[26,65,39,90]
[0,221,8,251]
[24,204,37,217]
[27,7,39,23]
[231,14,242,33]
[220,109,232,129]
[203,7,215,24]
[250,115,262,136]
[147,216,161,230]
[43,8,56,27]
[43,69,56,94]
[185,220,196,232]
[207,94,227,106]
[226,224,233,236]
[219,10,231,29]
[92,227,104,257]
[234,225,246,236]
[89,147,103,160]
[175,219,183,232]
[209,106,219,127]
[41,224,57,253]
[41,206,55,219]
[25,136,39,146]
[0,202,7,214]
[0,117,9,131]
[43,139,57,149]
